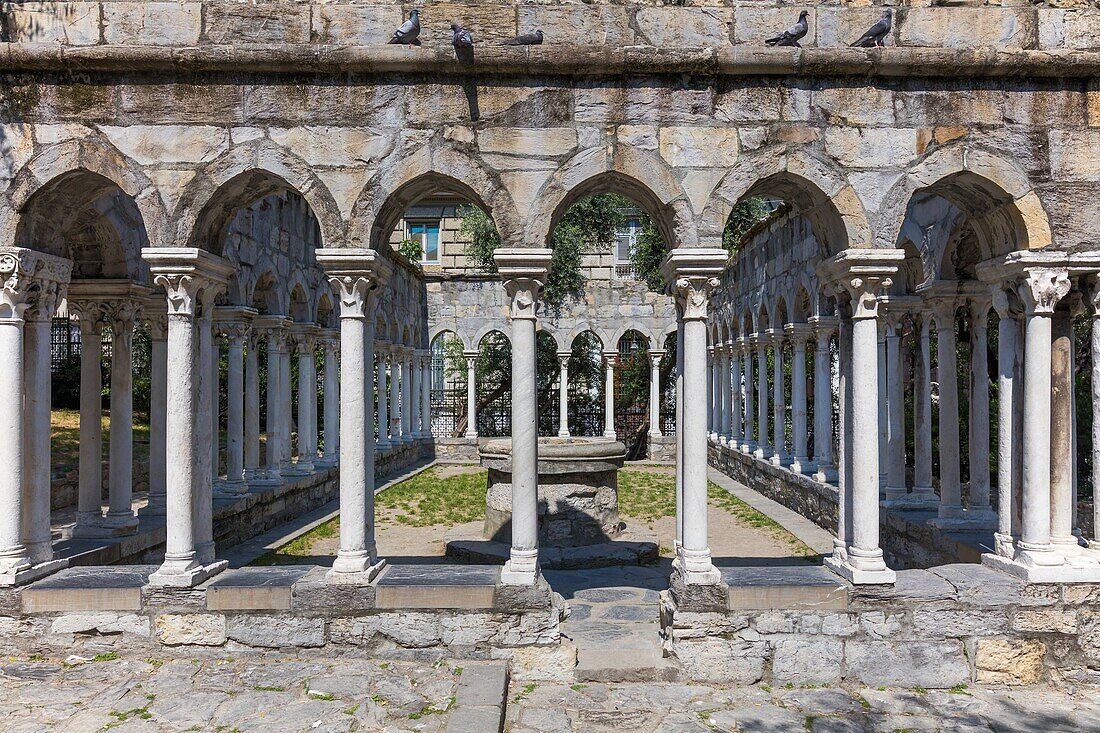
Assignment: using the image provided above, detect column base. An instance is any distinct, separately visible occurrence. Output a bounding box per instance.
[500,548,540,585]
[214,480,249,499]
[101,511,140,535]
[327,555,387,585]
[754,445,772,460]
[71,514,135,539]
[882,488,940,510]
[148,558,228,588]
[286,461,314,476]
[603,431,617,440]
[376,441,392,452]
[770,451,791,468]
[928,509,998,530]
[982,550,1100,583]
[647,430,661,439]
[813,464,838,485]
[824,555,895,585]
[788,456,811,474]
[0,558,66,587]
[674,547,722,585]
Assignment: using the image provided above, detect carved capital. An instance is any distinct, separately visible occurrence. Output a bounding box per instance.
[1016,267,1071,316]
[503,277,543,321]
[648,349,666,367]
[71,300,108,337]
[328,274,376,319]
[674,276,719,321]
[816,248,904,321]
[102,300,142,337]
[0,248,73,320]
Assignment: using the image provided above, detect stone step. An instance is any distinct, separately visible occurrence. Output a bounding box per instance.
[446,662,508,733]
[574,646,679,683]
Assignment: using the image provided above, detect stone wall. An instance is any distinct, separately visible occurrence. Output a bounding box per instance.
[663,564,1100,687]
[51,460,150,511]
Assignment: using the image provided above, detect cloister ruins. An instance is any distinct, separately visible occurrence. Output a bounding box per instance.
[1,0,1100,690]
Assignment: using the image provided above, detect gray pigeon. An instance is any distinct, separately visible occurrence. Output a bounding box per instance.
[764,11,809,48]
[503,29,544,46]
[388,9,421,45]
[451,22,473,48]
[850,9,892,48]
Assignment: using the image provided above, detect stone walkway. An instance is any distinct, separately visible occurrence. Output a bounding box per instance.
[504,680,1100,732]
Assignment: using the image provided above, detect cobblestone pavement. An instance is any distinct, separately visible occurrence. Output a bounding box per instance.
[505,680,1100,733]
[0,651,462,732]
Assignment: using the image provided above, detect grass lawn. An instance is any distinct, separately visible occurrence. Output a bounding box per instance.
[52,408,151,470]
[375,466,486,527]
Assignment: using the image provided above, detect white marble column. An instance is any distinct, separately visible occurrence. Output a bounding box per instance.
[318,249,388,584]
[144,306,169,514]
[930,300,965,526]
[495,248,552,585]
[883,315,908,505]
[558,352,571,437]
[72,301,106,536]
[377,345,391,449]
[260,321,287,480]
[719,344,732,443]
[603,350,616,439]
[401,348,413,443]
[810,317,837,483]
[675,320,684,550]
[877,325,888,489]
[730,342,742,448]
[755,332,771,459]
[967,298,997,527]
[769,328,787,466]
[103,302,140,534]
[464,350,478,439]
[244,329,261,480]
[292,326,318,473]
[322,335,340,461]
[1086,277,1100,553]
[194,291,217,565]
[222,320,248,491]
[835,305,852,563]
[741,335,755,453]
[822,249,901,584]
[210,324,221,484]
[990,286,1022,556]
[278,338,293,473]
[419,352,432,440]
[389,347,401,444]
[648,350,664,438]
[787,324,811,474]
[706,348,716,440]
[19,255,70,573]
[666,249,727,587]
[1050,305,1079,555]
[411,349,424,439]
[912,312,936,505]
[145,247,232,587]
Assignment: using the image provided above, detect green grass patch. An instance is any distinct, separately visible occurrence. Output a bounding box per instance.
[252,517,340,565]
[375,467,486,527]
[92,652,119,662]
[708,484,817,559]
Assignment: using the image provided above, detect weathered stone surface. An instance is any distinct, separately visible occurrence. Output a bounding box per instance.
[104,2,201,46]
[844,641,969,688]
[976,638,1047,684]
[911,608,1010,637]
[50,612,150,636]
[674,638,766,684]
[1013,608,1078,634]
[226,614,325,648]
[155,614,227,646]
[772,637,843,685]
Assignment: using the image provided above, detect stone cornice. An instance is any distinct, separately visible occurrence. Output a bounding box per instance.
[11,44,1100,79]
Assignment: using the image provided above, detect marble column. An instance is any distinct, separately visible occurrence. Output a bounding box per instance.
[71,301,106,537]
[729,342,742,448]
[755,332,771,459]
[821,249,901,584]
[376,345,391,449]
[389,347,401,445]
[787,324,811,474]
[318,249,388,584]
[144,306,169,514]
[293,326,318,473]
[707,348,716,440]
[719,344,732,443]
[648,350,664,438]
[411,348,423,439]
[20,258,69,570]
[835,304,853,564]
[769,328,787,467]
[222,321,248,491]
[991,286,1022,556]
[810,317,837,483]
[912,312,936,505]
[419,352,432,440]
[665,249,727,587]
[883,315,908,504]
[558,352,571,437]
[464,350,478,439]
[244,329,261,480]
[145,247,232,587]
[967,298,997,527]
[603,350,616,439]
[210,324,221,484]
[675,319,684,550]
[322,335,340,461]
[262,322,288,480]
[1086,276,1100,553]
[278,337,293,472]
[400,348,413,443]
[194,291,217,565]
[877,325,888,489]
[741,335,755,454]
[1050,305,1079,555]
[495,248,552,585]
[930,300,965,526]
[103,301,140,534]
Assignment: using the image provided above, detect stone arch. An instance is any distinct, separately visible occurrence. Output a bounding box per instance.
[250,269,285,316]
[351,145,521,251]
[527,147,698,251]
[470,323,508,351]
[610,322,654,351]
[316,291,335,329]
[567,322,609,351]
[877,144,1051,256]
[172,141,345,254]
[536,322,567,353]
[430,325,470,352]
[289,279,311,323]
[700,146,870,254]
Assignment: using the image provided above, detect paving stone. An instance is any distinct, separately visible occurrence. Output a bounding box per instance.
[707,704,808,732]
[722,565,849,611]
[454,662,508,706]
[446,704,504,732]
[599,604,656,622]
[776,688,864,716]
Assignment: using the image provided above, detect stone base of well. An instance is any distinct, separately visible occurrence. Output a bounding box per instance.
[662,562,1100,687]
[443,527,659,569]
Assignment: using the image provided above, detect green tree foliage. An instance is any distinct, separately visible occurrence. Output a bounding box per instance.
[398,238,423,261]
[458,205,501,273]
[722,197,772,254]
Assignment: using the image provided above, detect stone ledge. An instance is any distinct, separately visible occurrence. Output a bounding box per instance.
[7,43,1100,79]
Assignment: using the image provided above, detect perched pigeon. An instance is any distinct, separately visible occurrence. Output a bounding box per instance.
[503,29,544,46]
[388,9,421,46]
[451,22,473,48]
[850,9,892,48]
[764,11,809,48]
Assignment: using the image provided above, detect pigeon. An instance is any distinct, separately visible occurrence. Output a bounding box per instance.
[764,11,809,48]
[388,9,421,46]
[451,22,473,49]
[503,30,544,46]
[850,9,892,48]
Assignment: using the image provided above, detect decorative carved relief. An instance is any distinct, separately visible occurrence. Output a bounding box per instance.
[1016,268,1071,316]
[674,276,719,321]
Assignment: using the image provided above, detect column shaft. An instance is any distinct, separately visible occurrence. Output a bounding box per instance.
[812,326,835,481]
[790,335,808,472]
[411,351,423,438]
[323,341,340,458]
[419,355,431,439]
[603,353,616,438]
[648,352,662,438]
[771,334,787,465]
[244,333,260,479]
[995,308,1021,553]
[147,321,168,513]
[913,315,935,498]
[756,338,770,458]
[884,323,907,500]
[848,315,888,573]
[265,334,283,478]
[377,349,391,447]
[1019,307,1058,564]
[105,309,137,531]
[968,303,995,523]
[1050,309,1076,549]
[76,315,104,529]
[559,354,571,437]
[742,340,754,452]
[225,334,245,484]
[0,315,31,577]
[389,351,401,443]
[464,354,477,438]
[936,313,964,520]
[22,317,53,562]
[730,347,742,447]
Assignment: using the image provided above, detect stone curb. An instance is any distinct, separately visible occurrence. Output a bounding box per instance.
[446,662,508,733]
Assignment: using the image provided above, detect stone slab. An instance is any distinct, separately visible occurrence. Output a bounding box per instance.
[722,565,850,611]
[445,535,658,569]
[454,662,508,707]
[22,565,155,612]
[445,705,504,733]
[206,566,311,611]
[374,564,499,610]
